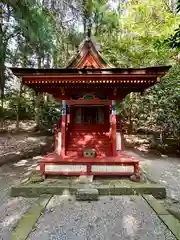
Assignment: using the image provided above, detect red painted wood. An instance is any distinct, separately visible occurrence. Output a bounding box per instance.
[41,171,135,176]
[121,132,124,151]
[41,152,139,163]
[67,100,111,105]
[87,163,91,174]
[76,53,103,69]
[40,162,45,173]
[39,152,140,176]
[111,114,117,156]
[67,130,112,157]
[23,74,157,81]
[61,114,67,158]
[70,124,109,132]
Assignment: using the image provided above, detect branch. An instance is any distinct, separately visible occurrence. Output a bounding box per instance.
[3,5,12,35]
[62,0,81,13]
[5,29,20,42]
[163,0,175,14]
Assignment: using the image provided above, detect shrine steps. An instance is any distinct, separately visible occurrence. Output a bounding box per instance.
[40,152,140,177]
[67,131,112,157]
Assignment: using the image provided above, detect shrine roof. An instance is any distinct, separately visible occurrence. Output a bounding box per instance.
[10,65,171,77]
[10,36,171,99]
[66,38,113,68]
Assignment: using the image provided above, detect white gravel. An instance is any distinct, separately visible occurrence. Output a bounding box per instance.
[127,149,180,201]
[28,195,175,240]
[0,160,37,240]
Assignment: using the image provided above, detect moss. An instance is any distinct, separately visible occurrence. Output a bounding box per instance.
[12,195,51,240]
[11,183,166,199]
[160,215,180,239]
[143,195,169,215]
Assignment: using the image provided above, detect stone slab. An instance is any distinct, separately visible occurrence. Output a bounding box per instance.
[11,183,166,199]
[143,195,169,215]
[12,195,51,240]
[167,206,180,221]
[160,214,180,240]
[131,183,166,199]
[76,188,99,201]
[11,185,77,197]
[78,175,94,184]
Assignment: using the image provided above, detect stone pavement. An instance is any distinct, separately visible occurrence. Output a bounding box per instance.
[28,195,176,240]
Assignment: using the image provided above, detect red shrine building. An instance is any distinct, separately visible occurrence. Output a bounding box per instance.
[11,38,170,177]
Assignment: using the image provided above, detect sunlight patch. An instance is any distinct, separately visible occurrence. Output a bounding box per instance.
[13,159,28,167]
[123,214,137,237]
[27,137,39,142]
[32,156,42,160]
[2,213,21,227]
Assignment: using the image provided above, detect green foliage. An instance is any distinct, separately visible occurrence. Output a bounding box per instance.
[39,100,61,129]
[166,0,180,49]
[3,87,34,120]
[120,64,180,139]
[1,0,180,142]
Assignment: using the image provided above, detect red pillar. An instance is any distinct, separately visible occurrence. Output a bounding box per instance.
[111,100,117,157]
[61,100,67,158]
[111,115,117,156]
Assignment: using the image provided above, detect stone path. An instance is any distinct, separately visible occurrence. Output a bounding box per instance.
[28,195,176,240]
[127,149,180,201]
[0,158,38,240]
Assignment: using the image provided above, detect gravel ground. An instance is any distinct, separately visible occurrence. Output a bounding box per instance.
[127,149,180,201]
[0,129,51,239]
[28,195,175,240]
[0,160,38,240]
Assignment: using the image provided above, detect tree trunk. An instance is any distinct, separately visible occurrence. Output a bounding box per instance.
[35,52,43,129]
[0,6,5,128]
[35,92,41,129]
[127,93,133,134]
[0,53,6,128]
[16,81,23,130]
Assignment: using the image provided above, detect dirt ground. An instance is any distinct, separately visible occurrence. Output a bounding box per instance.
[0,121,53,166]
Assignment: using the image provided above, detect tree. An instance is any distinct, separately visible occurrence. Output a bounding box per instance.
[0,0,55,127]
[167,0,180,49]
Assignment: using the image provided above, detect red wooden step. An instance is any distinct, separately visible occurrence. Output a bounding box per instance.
[69,137,110,140]
[67,149,112,152]
[66,151,113,157]
[69,140,110,143]
[68,139,110,143]
[67,144,111,149]
[70,131,110,134]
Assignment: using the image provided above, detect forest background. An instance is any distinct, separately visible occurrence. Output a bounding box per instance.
[0,0,180,148]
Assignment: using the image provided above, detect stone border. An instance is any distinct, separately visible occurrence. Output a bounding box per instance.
[167,206,180,221]
[143,195,180,240]
[12,195,51,240]
[11,183,166,199]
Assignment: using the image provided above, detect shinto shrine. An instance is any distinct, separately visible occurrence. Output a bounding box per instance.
[11,37,170,177]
